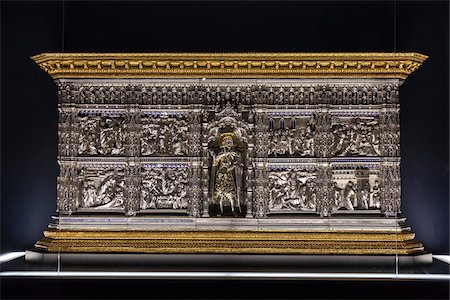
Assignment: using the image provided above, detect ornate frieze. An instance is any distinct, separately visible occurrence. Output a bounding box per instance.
[57,82,402,106]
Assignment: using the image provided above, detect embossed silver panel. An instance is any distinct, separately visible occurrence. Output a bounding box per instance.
[56,79,402,217]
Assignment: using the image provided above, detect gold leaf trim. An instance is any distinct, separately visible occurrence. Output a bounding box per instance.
[36,229,424,255]
[31,52,428,80]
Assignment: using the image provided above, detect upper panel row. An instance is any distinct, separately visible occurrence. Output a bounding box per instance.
[57,83,400,106]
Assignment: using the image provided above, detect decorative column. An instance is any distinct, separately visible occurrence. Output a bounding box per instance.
[57,162,79,214]
[201,109,210,217]
[58,107,78,158]
[253,106,269,217]
[188,106,203,157]
[380,160,401,215]
[188,161,202,217]
[57,86,80,214]
[314,106,333,216]
[124,163,141,216]
[245,149,254,218]
[188,106,203,217]
[124,106,141,216]
[380,86,401,215]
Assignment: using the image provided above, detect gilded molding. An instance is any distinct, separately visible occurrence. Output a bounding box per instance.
[32,52,428,80]
[36,229,424,255]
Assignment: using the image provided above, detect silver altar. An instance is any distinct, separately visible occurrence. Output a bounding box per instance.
[31,53,427,254]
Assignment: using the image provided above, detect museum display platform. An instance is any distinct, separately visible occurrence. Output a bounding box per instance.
[1,251,449,299]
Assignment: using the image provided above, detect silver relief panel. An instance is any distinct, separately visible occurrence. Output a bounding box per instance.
[79,167,126,209]
[140,166,188,210]
[140,113,189,156]
[78,113,126,156]
[268,116,315,157]
[331,115,380,157]
[331,167,381,211]
[56,80,402,216]
[268,167,317,212]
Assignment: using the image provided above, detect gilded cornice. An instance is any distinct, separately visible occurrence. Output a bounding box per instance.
[31,52,428,80]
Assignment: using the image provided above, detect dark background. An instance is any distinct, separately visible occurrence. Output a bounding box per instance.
[1,1,449,254]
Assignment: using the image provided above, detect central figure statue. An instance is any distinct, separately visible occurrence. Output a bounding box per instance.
[210,133,243,216]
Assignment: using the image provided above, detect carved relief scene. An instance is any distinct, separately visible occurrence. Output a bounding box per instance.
[331,115,380,157]
[268,116,315,157]
[268,168,317,212]
[55,82,402,217]
[140,167,188,210]
[79,167,125,209]
[78,113,126,156]
[140,114,189,156]
[331,168,381,211]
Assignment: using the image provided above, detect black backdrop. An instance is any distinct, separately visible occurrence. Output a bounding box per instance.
[1,1,449,255]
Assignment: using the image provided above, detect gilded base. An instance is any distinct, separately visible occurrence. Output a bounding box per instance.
[35,229,424,255]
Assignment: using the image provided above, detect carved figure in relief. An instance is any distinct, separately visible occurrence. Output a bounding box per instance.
[141,117,189,156]
[269,120,315,157]
[331,117,380,156]
[371,180,381,208]
[81,174,125,209]
[99,117,125,155]
[332,179,381,210]
[78,117,99,155]
[268,170,316,211]
[140,168,187,209]
[210,134,243,216]
[78,116,125,156]
[332,182,343,208]
[343,181,356,210]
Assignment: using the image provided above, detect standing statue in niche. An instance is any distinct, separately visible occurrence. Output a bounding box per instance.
[209,133,243,216]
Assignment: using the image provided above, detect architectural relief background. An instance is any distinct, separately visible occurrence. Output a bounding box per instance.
[52,81,403,218]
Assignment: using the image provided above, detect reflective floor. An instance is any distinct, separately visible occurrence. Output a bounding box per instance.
[1,251,449,299]
[1,251,449,280]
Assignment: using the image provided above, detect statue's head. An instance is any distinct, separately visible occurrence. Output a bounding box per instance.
[220,133,234,149]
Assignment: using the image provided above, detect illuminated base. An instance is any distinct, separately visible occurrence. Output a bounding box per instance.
[35,229,424,255]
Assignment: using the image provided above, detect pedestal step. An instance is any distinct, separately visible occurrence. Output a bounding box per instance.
[36,229,424,255]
